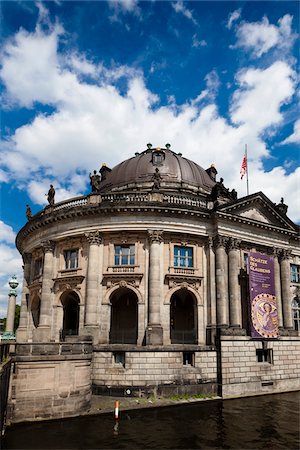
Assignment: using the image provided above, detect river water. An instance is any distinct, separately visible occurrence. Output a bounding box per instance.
[3,392,299,449]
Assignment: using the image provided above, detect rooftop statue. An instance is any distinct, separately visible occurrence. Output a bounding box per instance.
[90,170,101,193]
[47,185,55,206]
[26,204,33,221]
[152,168,162,191]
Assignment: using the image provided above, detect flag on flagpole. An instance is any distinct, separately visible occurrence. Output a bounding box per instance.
[240,154,247,179]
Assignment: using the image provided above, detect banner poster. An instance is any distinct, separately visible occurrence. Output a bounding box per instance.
[248,251,279,338]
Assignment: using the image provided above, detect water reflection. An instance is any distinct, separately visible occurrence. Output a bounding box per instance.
[3,392,300,449]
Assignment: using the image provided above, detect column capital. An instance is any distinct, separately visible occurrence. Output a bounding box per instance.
[148,230,163,243]
[270,247,281,258]
[280,249,292,261]
[41,240,55,254]
[227,238,241,251]
[213,235,228,249]
[85,230,102,245]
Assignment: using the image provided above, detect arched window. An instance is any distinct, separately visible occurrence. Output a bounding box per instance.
[292,298,300,331]
[109,288,138,344]
[170,289,197,344]
[61,291,80,336]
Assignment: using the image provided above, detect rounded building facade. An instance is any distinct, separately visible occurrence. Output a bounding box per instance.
[11,146,300,421]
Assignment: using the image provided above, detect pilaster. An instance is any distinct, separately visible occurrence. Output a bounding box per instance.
[227,238,242,328]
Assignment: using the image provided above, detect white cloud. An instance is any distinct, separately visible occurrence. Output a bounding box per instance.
[281,119,300,145]
[0,221,16,244]
[234,14,297,58]
[172,1,197,25]
[192,34,207,48]
[108,0,141,22]
[227,8,241,30]
[0,13,299,228]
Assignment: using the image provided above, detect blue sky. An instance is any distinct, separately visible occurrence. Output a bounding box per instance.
[0,1,299,316]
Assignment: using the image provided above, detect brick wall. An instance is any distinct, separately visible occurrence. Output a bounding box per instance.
[9,343,93,423]
[221,336,300,398]
[92,348,217,394]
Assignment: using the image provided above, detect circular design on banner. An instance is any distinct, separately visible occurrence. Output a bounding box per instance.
[251,293,279,338]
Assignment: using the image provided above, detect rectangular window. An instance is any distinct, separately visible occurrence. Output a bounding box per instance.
[291,264,300,283]
[113,352,125,367]
[33,258,43,277]
[114,245,135,266]
[64,249,79,270]
[183,351,195,366]
[256,349,273,364]
[174,246,193,268]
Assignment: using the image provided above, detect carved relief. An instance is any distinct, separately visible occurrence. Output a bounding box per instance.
[280,249,292,261]
[227,238,241,251]
[213,235,228,249]
[52,275,84,294]
[41,240,55,254]
[148,230,163,243]
[85,230,102,245]
[165,274,202,290]
[102,273,143,289]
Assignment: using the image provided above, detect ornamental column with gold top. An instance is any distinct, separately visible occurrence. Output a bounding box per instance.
[146,230,164,345]
[85,231,102,331]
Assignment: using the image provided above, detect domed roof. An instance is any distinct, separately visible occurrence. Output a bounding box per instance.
[98,147,215,194]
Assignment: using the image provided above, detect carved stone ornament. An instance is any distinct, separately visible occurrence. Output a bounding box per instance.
[271,247,281,258]
[165,274,202,290]
[85,230,102,245]
[148,230,163,243]
[52,275,84,294]
[280,249,292,261]
[102,273,143,290]
[227,238,241,251]
[41,240,55,254]
[213,235,228,249]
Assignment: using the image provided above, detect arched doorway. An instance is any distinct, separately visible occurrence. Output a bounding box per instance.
[61,291,80,336]
[109,288,138,344]
[170,289,197,344]
[31,296,40,328]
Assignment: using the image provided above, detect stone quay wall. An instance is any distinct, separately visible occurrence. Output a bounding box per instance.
[92,347,218,397]
[9,342,93,423]
[221,336,300,398]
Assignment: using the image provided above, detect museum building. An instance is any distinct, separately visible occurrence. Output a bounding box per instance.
[10,145,300,422]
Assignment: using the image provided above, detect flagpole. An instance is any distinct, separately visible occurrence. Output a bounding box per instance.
[245,144,249,196]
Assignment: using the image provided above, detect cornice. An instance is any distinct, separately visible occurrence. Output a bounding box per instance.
[216,211,297,236]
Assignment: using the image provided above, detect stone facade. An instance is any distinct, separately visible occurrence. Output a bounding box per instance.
[11,146,300,422]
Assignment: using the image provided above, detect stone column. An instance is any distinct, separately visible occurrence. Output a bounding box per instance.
[36,240,55,340]
[280,249,293,329]
[214,235,229,327]
[16,253,32,342]
[228,238,242,328]
[205,238,216,343]
[146,230,163,345]
[272,248,283,329]
[85,231,102,331]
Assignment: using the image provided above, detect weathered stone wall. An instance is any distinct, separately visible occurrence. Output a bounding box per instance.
[9,342,92,423]
[92,347,217,396]
[221,336,300,398]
